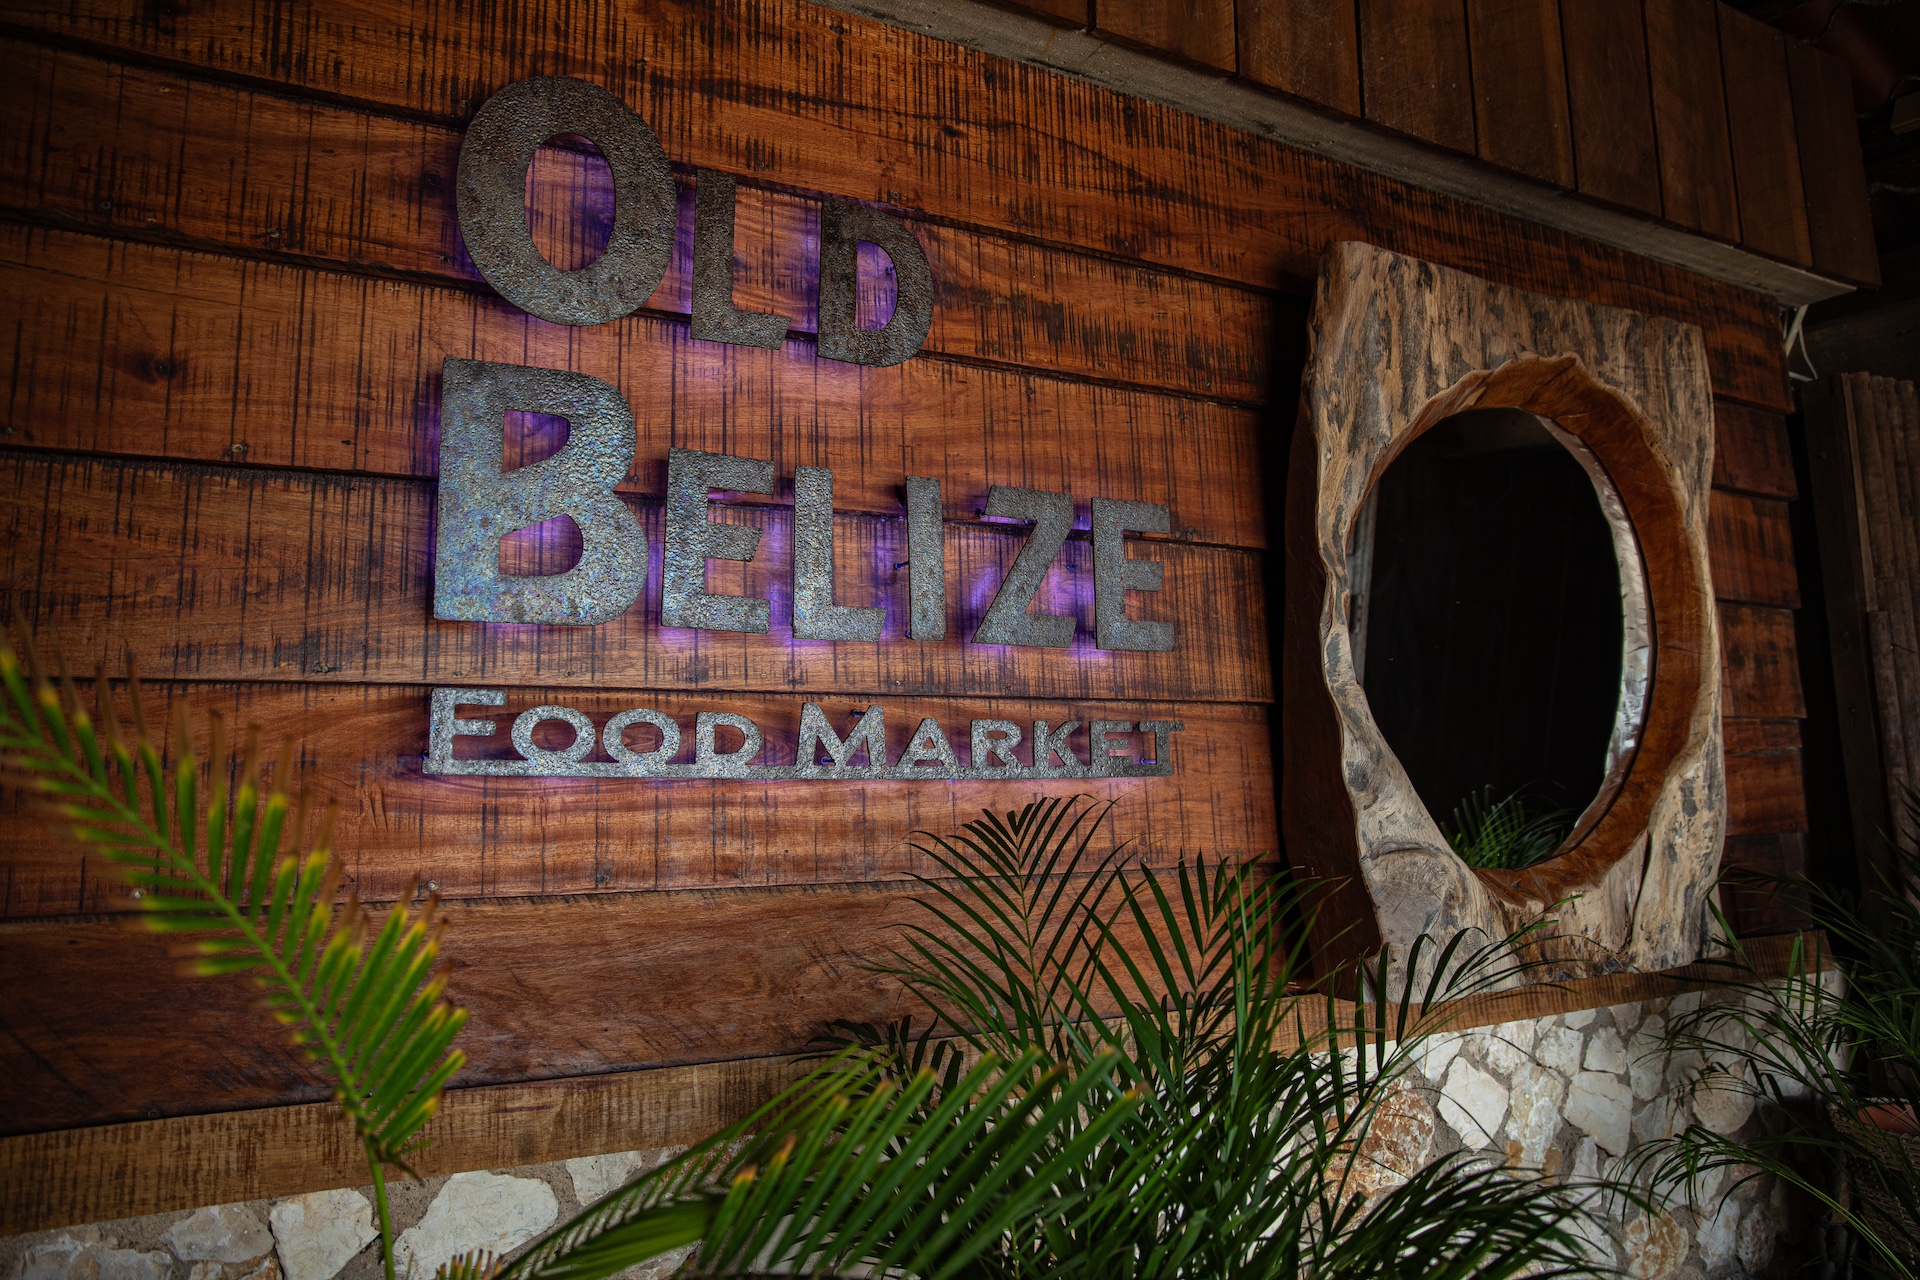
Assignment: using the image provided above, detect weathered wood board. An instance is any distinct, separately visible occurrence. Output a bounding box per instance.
[0,0,1815,1160]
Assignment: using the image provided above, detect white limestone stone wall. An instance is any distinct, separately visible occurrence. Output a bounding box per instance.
[1361,991,1797,1278]
[4,994,1799,1280]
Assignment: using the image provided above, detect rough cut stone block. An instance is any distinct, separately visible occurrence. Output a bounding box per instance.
[1506,1062,1567,1168]
[167,1205,274,1264]
[18,1237,171,1280]
[1437,1058,1509,1147]
[269,1189,378,1280]
[1534,1024,1583,1075]
[394,1172,559,1279]
[1583,1027,1629,1075]
[1565,1071,1634,1155]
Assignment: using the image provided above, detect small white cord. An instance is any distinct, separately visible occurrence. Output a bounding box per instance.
[1783,304,1819,383]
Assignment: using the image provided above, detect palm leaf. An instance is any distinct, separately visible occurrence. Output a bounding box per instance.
[494,1047,1142,1280]
[0,634,467,1280]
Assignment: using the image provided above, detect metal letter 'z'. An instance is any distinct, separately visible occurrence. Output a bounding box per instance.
[973,486,1075,648]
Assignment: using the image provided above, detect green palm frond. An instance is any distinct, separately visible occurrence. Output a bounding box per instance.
[1443,785,1572,870]
[496,1047,1141,1280]
[0,633,468,1280]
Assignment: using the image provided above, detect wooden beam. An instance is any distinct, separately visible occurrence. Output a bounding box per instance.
[0,933,1829,1236]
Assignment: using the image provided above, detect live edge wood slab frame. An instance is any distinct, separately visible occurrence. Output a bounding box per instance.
[1285,244,1723,982]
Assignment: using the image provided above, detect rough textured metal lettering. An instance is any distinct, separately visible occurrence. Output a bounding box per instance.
[425,693,1182,780]
[662,447,775,633]
[792,466,885,641]
[904,475,946,641]
[1090,497,1176,652]
[457,77,675,326]
[817,199,934,367]
[691,169,790,349]
[973,486,1076,648]
[434,359,648,625]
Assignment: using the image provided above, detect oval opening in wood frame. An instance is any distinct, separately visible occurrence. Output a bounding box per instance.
[1365,356,1714,918]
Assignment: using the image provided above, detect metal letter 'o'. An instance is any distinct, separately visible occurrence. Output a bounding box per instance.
[456,77,676,326]
[603,708,682,769]
[510,705,599,766]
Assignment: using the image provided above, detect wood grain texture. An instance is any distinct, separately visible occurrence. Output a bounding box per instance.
[1285,242,1723,979]
[1643,0,1741,242]
[1465,0,1574,187]
[1709,491,1801,608]
[1096,0,1236,70]
[0,452,1272,703]
[1357,0,1475,152]
[2,1056,812,1237]
[1801,376,1896,883]
[1712,399,1797,499]
[1235,0,1362,115]
[995,0,1088,22]
[1558,0,1662,218]
[1719,832,1809,936]
[0,7,1794,409]
[1718,6,1814,268]
[1785,39,1879,286]
[0,227,1271,549]
[0,682,1276,920]
[0,98,1278,408]
[1724,718,1808,835]
[1,929,1829,1235]
[1719,602,1807,720]
[0,884,934,1133]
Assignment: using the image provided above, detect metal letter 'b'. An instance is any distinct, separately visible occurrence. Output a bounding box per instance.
[434,358,647,625]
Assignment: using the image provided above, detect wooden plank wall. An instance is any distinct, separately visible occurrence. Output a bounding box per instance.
[1075,0,1877,285]
[0,0,1804,1140]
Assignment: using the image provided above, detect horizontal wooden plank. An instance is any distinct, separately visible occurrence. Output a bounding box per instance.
[1723,717,1808,836]
[0,930,1829,1234]
[1712,399,1797,499]
[1719,602,1806,720]
[0,883,928,1133]
[1,1055,810,1236]
[1719,831,1810,937]
[0,451,1273,703]
[0,13,1791,409]
[0,58,1278,407]
[0,225,1271,550]
[1709,490,1800,608]
[0,682,1276,919]
[0,861,1227,1135]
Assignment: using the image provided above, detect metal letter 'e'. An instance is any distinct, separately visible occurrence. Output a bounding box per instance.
[433,359,647,625]
[663,448,775,634]
[817,199,934,367]
[1090,497,1176,652]
[456,77,676,326]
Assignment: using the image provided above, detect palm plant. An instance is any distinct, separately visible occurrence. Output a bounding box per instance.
[1443,786,1573,870]
[1628,806,1920,1277]
[493,798,1613,1278]
[0,634,467,1280]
